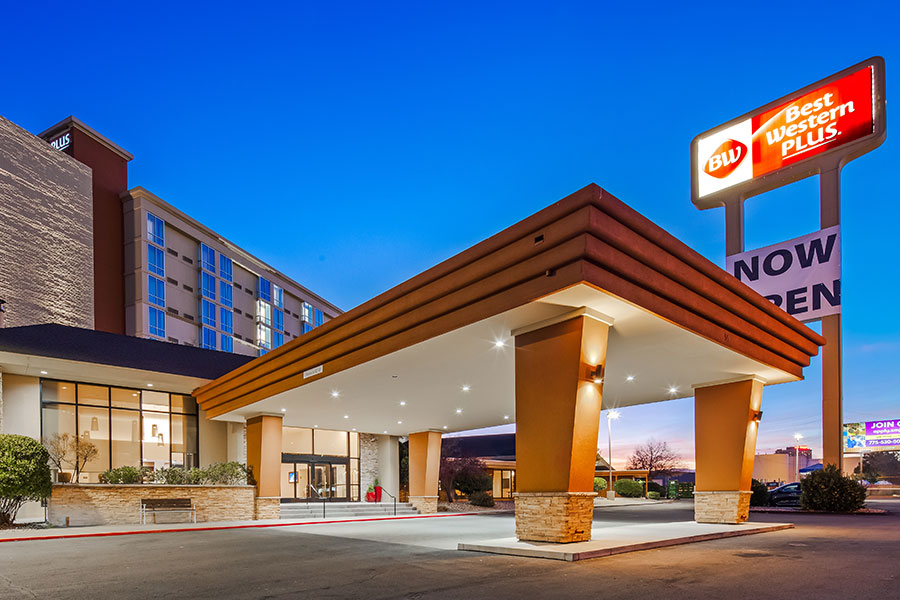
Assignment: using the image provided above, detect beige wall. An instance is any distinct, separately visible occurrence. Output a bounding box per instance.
[199,411,228,467]
[0,115,94,329]
[0,374,40,439]
[375,434,400,500]
[226,422,247,464]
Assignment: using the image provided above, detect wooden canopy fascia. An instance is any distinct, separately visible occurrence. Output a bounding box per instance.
[195,184,825,419]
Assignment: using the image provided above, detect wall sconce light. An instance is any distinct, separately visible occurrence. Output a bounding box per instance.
[589,365,604,385]
[158,434,165,446]
[152,424,158,437]
[91,417,99,431]
[752,410,763,422]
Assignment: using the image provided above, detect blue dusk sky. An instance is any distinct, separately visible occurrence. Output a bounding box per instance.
[3,2,899,467]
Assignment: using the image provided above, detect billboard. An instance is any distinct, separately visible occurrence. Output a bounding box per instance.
[726,225,840,322]
[692,57,886,209]
[843,420,900,452]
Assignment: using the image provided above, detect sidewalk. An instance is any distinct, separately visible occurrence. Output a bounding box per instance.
[0,511,479,543]
[594,497,676,508]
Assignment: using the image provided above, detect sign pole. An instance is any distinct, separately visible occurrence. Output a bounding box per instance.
[725,200,744,256]
[820,166,843,471]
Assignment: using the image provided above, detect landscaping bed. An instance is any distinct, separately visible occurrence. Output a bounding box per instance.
[438,500,514,513]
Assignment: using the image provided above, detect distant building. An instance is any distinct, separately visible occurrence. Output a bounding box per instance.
[774,446,813,459]
[754,451,818,484]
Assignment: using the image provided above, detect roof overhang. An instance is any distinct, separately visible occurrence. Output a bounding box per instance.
[195,184,824,434]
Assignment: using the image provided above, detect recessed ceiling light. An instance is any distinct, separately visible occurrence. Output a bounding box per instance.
[352,428,357,431]
[383,430,388,434]
[443,425,448,429]
[132,393,138,397]
[461,385,470,393]
[400,401,406,406]
[314,425,318,428]
[504,415,510,420]
[494,340,505,348]
[343,414,349,419]
[281,408,286,412]
[62,386,68,390]
[456,408,463,414]
[397,420,403,425]
[669,386,678,394]
[331,390,340,398]
[40,370,48,375]
[147,383,153,388]
[626,375,635,382]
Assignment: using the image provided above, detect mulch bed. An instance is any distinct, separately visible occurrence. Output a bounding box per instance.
[750,506,887,514]
[438,500,514,513]
[0,522,52,530]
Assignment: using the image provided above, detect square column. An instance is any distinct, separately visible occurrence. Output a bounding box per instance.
[408,430,442,514]
[246,415,283,511]
[694,378,763,524]
[514,314,609,543]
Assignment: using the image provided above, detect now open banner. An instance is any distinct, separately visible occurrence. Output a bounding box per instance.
[726,226,840,322]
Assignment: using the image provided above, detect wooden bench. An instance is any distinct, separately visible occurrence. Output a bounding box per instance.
[140,498,196,524]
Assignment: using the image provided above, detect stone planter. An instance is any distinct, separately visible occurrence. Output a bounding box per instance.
[48,484,270,526]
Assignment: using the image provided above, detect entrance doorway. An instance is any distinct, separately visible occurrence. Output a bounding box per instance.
[281,458,350,501]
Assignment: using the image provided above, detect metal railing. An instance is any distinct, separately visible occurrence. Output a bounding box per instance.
[307,484,326,518]
[379,488,398,516]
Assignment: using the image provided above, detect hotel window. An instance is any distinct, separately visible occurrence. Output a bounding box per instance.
[41,380,199,482]
[220,281,233,308]
[149,306,165,338]
[147,213,165,246]
[273,285,284,308]
[200,299,216,327]
[257,300,272,326]
[301,302,312,323]
[273,308,284,331]
[301,322,313,335]
[257,323,272,349]
[200,243,216,273]
[221,335,233,353]
[148,276,165,308]
[220,307,233,334]
[315,308,323,327]
[148,245,165,277]
[201,326,217,350]
[200,272,216,300]
[219,255,233,282]
[273,331,284,348]
[258,277,272,302]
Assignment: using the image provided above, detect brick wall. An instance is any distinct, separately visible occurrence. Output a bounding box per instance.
[0,115,94,329]
[48,484,257,526]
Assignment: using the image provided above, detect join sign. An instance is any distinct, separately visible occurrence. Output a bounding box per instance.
[726,226,840,322]
[691,57,885,208]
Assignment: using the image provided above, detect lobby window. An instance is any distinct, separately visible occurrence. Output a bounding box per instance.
[200,243,216,273]
[41,380,199,481]
[220,307,233,334]
[220,281,233,308]
[200,272,216,300]
[201,299,216,327]
[258,277,272,302]
[201,326,217,350]
[148,306,165,338]
[315,308,323,327]
[273,331,284,348]
[148,244,165,277]
[257,300,272,326]
[273,285,284,308]
[147,213,165,246]
[257,323,272,349]
[301,302,312,323]
[219,255,233,282]
[273,308,284,332]
[148,275,165,308]
[301,322,313,335]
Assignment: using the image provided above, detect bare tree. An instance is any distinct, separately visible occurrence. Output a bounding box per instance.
[42,433,98,482]
[626,440,681,479]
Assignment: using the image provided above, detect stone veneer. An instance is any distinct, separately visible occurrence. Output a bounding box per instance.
[359,433,378,498]
[408,495,438,514]
[514,492,597,543]
[694,490,752,524]
[254,496,281,520]
[48,484,257,526]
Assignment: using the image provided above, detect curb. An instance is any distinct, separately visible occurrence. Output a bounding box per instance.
[0,512,480,544]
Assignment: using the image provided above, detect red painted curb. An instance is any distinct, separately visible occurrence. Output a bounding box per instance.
[0,512,480,544]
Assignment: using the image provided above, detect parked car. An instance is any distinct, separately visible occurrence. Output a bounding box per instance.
[768,482,802,506]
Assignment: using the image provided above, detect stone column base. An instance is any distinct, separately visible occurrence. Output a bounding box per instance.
[409,495,438,514]
[255,496,281,520]
[694,491,751,524]
[514,492,597,543]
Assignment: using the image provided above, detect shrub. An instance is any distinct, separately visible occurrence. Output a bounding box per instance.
[99,466,148,484]
[800,464,866,512]
[647,481,665,497]
[614,478,644,498]
[153,467,193,485]
[750,479,769,507]
[0,435,52,525]
[467,491,495,507]
[647,491,660,500]
[593,477,608,493]
[200,462,251,485]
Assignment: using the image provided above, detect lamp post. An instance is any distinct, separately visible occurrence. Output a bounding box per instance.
[793,432,804,482]
[607,409,620,500]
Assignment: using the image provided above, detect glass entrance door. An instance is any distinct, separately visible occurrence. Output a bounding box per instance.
[281,461,349,501]
[312,463,330,498]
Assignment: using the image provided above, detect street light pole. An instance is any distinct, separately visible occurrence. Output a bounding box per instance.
[793,432,804,482]
[607,409,620,500]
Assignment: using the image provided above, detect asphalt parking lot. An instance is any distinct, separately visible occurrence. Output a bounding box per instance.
[1,499,897,599]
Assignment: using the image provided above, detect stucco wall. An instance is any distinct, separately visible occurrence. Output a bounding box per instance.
[48,484,257,526]
[199,411,227,467]
[1,373,44,521]
[0,115,94,329]
[376,435,400,500]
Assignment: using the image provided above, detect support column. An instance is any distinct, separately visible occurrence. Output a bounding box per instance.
[376,435,400,502]
[408,430,441,513]
[694,378,763,524]
[514,314,609,543]
[246,415,282,520]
